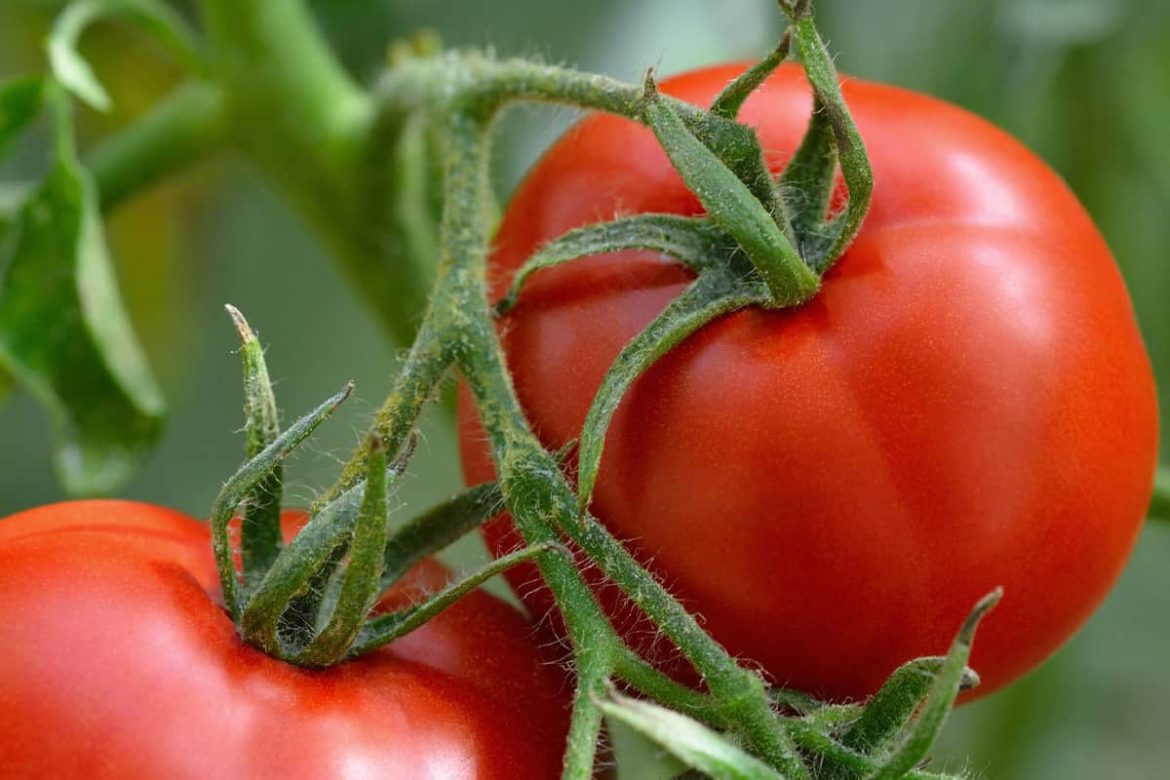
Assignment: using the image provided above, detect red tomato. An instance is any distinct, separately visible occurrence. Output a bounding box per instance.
[459,63,1159,701]
[0,500,570,778]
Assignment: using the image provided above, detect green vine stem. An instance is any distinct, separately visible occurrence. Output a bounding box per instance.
[88,81,226,212]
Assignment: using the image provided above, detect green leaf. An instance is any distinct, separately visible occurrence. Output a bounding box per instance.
[596,689,785,780]
[48,0,204,112]
[0,92,165,495]
[0,77,44,160]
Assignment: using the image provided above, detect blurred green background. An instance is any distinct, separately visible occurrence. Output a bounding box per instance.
[2,0,1168,776]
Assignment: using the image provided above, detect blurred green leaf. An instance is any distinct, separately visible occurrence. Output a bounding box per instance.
[48,0,203,112]
[597,689,783,780]
[0,76,43,161]
[0,87,164,495]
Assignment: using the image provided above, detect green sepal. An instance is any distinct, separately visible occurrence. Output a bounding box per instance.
[494,214,727,315]
[642,76,818,307]
[0,86,165,495]
[349,541,561,656]
[381,479,503,588]
[684,112,788,234]
[781,3,874,270]
[241,436,416,659]
[777,91,836,261]
[709,34,790,120]
[226,305,284,590]
[209,382,353,623]
[48,0,205,112]
[292,435,391,666]
[596,687,784,780]
[844,658,980,756]
[865,590,1002,780]
[576,270,766,511]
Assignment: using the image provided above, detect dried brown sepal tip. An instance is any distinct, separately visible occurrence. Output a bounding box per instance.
[642,68,660,103]
[224,303,256,344]
[780,0,812,20]
[366,431,388,456]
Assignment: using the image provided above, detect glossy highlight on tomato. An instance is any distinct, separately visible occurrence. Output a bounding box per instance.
[0,501,570,778]
[459,63,1159,702]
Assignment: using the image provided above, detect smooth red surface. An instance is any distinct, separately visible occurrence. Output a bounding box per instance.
[0,501,570,778]
[459,63,1159,702]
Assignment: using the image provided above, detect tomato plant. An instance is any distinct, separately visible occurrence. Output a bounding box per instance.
[0,501,570,779]
[459,61,1159,702]
[3,0,1166,776]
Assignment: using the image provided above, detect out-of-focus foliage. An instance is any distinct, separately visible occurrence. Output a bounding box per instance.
[1,1,1167,777]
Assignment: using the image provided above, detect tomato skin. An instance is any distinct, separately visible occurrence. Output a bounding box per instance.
[459,63,1159,701]
[0,501,570,779]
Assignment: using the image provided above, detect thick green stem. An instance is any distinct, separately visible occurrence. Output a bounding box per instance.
[196,0,437,346]
[89,81,226,212]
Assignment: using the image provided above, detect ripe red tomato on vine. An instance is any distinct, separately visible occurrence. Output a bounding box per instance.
[459,62,1158,702]
[0,501,570,779]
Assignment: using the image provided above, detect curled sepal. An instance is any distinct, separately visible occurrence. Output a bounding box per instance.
[595,687,784,780]
[240,438,413,657]
[494,214,726,316]
[349,542,562,655]
[576,271,766,512]
[48,0,204,112]
[209,382,353,623]
[781,1,874,270]
[709,34,790,120]
[864,590,1002,780]
[844,658,980,756]
[292,435,390,666]
[643,75,818,306]
[226,305,283,589]
[381,480,502,588]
